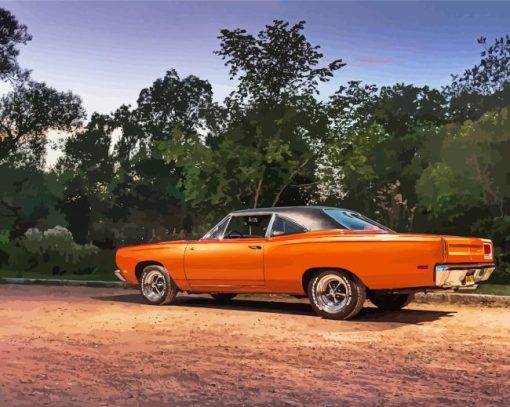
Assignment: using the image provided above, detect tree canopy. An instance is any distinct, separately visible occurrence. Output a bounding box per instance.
[0,8,31,81]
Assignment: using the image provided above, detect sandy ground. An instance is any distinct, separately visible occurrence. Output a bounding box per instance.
[0,285,509,406]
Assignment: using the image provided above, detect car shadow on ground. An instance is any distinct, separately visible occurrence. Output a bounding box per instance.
[92,293,456,326]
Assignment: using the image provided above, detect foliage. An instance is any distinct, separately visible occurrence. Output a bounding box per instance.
[446,36,510,122]
[0,80,85,166]
[0,7,31,81]
[215,20,345,103]
[162,98,327,221]
[136,69,213,139]
[321,82,448,230]
[9,226,99,275]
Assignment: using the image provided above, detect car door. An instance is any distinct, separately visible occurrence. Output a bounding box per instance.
[184,214,272,288]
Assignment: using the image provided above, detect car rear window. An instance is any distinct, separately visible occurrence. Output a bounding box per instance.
[323,209,390,231]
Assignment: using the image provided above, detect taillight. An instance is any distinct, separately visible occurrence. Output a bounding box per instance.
[483,243,492,259]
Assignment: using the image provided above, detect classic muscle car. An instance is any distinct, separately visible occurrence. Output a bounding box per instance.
[114,206,495,319]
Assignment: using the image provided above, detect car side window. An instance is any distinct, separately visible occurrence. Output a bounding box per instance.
[271,216,307,237]
[223,215,272,239]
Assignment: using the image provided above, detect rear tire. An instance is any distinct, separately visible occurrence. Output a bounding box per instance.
[308,270,366,320]
[210,293,236,303]
[140,265,178,305]
[368,292,414,311]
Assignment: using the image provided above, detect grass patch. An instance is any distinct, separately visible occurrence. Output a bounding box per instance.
[475,284,510,296]
[472,269,510,296]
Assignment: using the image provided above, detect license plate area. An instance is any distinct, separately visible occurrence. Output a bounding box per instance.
[464,274,475,285]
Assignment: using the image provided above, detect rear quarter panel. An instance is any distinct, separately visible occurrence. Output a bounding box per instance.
[264,234,445,293]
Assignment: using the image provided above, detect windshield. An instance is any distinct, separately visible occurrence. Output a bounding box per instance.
[323,209,392,232]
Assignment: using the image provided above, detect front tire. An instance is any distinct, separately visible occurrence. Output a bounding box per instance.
[140,265,178,305]
[368,292,414,311]
[308,270,366,320]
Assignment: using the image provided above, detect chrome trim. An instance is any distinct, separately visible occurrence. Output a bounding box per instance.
[265,213,277,238]
[435,263,495,288]
[314,273,349,313]
[114,269,127,282]
[218,214,232,241]
[141,269,166,302]
[201,215,231,240]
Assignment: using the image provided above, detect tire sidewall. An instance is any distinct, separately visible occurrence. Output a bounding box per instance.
[308,270,359,320]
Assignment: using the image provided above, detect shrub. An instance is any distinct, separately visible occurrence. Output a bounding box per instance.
[11,226,99,275]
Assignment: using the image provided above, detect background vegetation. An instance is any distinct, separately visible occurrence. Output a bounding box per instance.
[0,9,509,288]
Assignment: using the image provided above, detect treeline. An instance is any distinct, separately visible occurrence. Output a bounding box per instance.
[0,10,509,276]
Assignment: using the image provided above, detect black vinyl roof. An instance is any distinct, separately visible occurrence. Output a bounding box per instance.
[231,206,345,231]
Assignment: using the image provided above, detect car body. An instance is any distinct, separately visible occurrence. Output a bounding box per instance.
[115,206,495,319]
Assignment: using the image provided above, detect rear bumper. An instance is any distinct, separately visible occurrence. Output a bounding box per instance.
[435,263,495,289]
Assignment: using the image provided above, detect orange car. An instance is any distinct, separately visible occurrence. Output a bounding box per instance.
[114,206,495,319]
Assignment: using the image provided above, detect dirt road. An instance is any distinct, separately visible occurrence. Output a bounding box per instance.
[0,284,508,406]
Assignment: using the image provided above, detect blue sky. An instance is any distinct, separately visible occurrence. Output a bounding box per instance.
[1,1,510,116]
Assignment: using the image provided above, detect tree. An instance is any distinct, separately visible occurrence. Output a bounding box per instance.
[0,7,32,81]
[449,36,510,96]
[215,20,345,103]
[56,114,115,244]
[322,82,447,231]
[0,80,85,239]
[101,70,214,242]
[136,69,213,141]
[0,80,85,167]
[417,106,510,219]
[0,165,66,239]
[163,20,341,219]
[163,97,328,220]
[446,36,510,121]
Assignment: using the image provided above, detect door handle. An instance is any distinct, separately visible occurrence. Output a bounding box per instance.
[248,245,262,250]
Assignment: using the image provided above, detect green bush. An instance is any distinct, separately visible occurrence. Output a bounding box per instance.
[10,226,100,275]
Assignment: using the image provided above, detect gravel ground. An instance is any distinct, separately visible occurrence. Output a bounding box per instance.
[0,284,509,406]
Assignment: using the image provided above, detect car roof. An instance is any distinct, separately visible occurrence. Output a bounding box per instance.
[231,206,347,231]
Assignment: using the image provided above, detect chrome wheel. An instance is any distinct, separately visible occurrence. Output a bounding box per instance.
[315,274,350,313]
[141,270,167,302]
[308,270,365,320]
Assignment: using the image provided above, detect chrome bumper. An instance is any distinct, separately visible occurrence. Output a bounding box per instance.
[435,263,495,289]
[114,269,127,282]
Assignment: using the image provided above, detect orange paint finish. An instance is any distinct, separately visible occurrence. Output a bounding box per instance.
[115,230,494,295]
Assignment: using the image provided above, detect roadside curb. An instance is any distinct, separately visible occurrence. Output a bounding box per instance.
[0,277,136,289]
[415,292,510,307]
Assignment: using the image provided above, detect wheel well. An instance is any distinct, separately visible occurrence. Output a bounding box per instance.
[135,261,165,282]
[301,267,361,293]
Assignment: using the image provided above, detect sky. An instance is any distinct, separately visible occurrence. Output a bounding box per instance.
[1,0,510,167]
[1,0,510,116]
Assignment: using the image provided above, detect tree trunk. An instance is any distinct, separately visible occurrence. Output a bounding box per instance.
[272,159,310,207]
[253,167,265,208]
